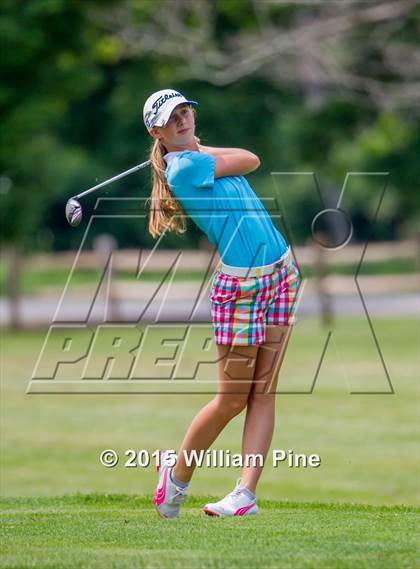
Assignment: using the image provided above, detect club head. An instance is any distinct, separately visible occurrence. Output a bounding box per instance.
[65,198,82,227]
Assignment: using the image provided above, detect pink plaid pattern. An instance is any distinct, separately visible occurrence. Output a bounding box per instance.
[210,258,301,346]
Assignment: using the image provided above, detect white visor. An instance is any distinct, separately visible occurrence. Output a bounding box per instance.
[143,89,198,130]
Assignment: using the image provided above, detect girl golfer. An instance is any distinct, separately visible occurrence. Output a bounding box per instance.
[143,89,300,518]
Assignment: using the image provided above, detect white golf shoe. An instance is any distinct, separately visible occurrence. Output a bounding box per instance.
[203,479,259,517]
[153,450,189,519]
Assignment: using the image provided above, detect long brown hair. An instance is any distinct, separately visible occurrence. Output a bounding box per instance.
[146,138,187,238]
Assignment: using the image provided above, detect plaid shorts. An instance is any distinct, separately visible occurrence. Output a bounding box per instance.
[210,257,301,346]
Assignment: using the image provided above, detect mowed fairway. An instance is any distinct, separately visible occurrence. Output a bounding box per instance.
[1,317,419,568]
[1,495,418,569]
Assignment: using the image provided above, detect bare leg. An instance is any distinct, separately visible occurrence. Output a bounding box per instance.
[240,326,292,494]
[172,343,259,483]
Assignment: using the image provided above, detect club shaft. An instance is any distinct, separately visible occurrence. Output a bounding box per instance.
[73,159,151,200]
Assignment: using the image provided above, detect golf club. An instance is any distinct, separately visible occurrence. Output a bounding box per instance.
[65,159,151,227]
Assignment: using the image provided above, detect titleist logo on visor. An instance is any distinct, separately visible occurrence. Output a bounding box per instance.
[147,92,183,125]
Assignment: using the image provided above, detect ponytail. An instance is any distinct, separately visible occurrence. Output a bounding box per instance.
[146,138,186,238]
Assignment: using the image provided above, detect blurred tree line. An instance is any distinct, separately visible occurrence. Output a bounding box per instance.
[1,0,419,254]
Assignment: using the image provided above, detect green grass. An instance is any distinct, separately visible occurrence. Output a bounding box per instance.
[0,257,417,294]
[1,317,418,568]
[0,267,208,295]
[1,495,418,569]
[1,317,418,503]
